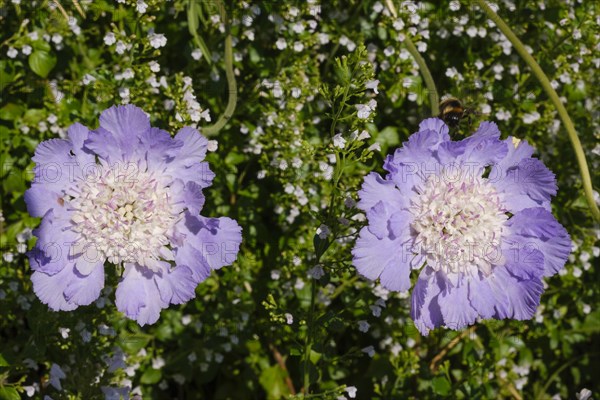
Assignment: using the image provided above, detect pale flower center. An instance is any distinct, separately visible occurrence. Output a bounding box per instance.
[69,166,176,269]
[410,170,507,275]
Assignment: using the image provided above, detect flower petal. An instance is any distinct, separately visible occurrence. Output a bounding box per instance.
[357,172,408,212]
[63,263,105,306]
[492,158,556,212]
[115,263,168,326]
[98,104,150,157]
[439,275,479,330]
[410,267,445,336]
[505,207,570,276]
[180,213,242,271]
[352,226,412,292]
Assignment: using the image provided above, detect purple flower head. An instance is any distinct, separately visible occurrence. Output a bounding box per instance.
[25,105,242,325]
[352,118,570,335]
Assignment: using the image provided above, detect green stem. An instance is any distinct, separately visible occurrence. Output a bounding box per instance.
[302,279,317,394]
[384,0,439,116]
[202,2,237,137]
[475,0,600,222]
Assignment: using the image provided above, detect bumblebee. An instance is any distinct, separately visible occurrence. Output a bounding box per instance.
[438,97,475,128]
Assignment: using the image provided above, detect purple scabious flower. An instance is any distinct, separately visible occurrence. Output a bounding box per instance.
[352,118,570,335]
[25,105,242,325]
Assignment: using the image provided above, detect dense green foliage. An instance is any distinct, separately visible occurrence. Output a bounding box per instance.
[0,0,598,399]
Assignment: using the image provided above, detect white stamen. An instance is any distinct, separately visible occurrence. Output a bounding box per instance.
[410,170,507,275]
[69,166,177,269]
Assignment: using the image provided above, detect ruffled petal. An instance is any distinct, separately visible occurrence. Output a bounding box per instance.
[31,139,79,194]
[169,180,206,215]
[63,263,105,306]
[24,186,62,218]
[31,266,79,311]
[98,105,150,158]
[352,226,413,292]
[180,213,242,271]
[438,275,479,330]
[418,118,450,137]
[154,265,198,305]
[137,127,183,174]
[357,172,408,212]
[437,122,508,171]
[385,140,443,198]
[31,261,103,310]
[67,122,96,166]
[505,208,570,276]
[496,137,535,173]
[115,263,168,326]
[173,126,209,165]
[491,158,557,212]
[490,267,543,320]
[467,273,503,319]
[410,267,445,336]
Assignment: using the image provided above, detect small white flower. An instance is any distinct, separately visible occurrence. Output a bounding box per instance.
[522,111,541,124]
[58,327,70,339]
[275,38,287,50]
[51,34,63,44]
[466,26,478,37]
[152,357,165,369]
[356,99,377,119]
[118,87,130,99]
[24,385,36,397]
[149,61,160,72]
[49,364,66,391]
[333,133,346,149]
[449,1,460,11]
[82,74,96,85]
[358,320,370,332]
[115,41,127,54]
[308,265,325,279]
[149,33,167,49]
[207,140,218,152]
[22,45,32,55]
[583,304,591,314]
[284,313,294,325]
[362,346,375,357]
[293,41,304,52]
[122,68,135,79]
[318,33,330,45]
[191,48,202,60]
[7,47,18,58]
[576,389,592,400]
[365,79,379,94]
[345,386,357,398]
[136,0,148,13]
[367,143,381,152]
[370,305,382,317]
[316,224,330,239]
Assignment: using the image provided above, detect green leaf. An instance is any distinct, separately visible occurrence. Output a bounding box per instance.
[432,376,451,396]
[0,353,9,366]
[258,365,290,400]
[0,103,24,121]
[29,50,57,78]
[119,333,151,354]
[140,368,162,384]
[0,60,16,92]
[0,387,20,400]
